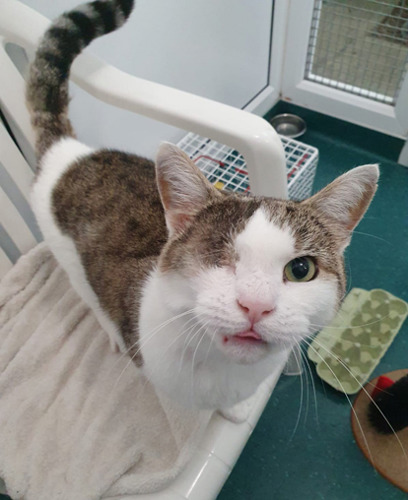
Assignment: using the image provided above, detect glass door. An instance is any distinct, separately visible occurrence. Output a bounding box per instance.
[281,0,408,163]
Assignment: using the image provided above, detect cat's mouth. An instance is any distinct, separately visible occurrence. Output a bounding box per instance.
[223,329,267,346]
[220,329,269,364]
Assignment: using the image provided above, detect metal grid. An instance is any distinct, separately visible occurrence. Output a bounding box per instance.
[305,0,408,104]
[177,133,319,201]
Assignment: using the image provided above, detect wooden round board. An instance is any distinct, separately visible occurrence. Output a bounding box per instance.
[351,369,408,493]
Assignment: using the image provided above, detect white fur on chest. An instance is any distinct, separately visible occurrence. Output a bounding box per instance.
[31,137,126,352]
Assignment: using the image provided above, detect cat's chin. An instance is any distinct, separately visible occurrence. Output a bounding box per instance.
[217,330,272,364]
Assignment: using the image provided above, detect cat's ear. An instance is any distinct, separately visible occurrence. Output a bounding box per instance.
[155,143,221,235]
[304,164,379,250]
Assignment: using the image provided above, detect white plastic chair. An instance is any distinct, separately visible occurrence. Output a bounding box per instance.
[0,1,289,498]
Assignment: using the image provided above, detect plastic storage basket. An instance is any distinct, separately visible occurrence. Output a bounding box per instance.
[178,133,319,200]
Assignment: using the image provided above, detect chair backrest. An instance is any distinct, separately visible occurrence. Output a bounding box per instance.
[0,119,41,279]
[0,3,41,278]
[0,0,288,280]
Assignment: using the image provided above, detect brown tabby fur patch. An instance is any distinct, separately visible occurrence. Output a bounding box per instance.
[53,150,167,363]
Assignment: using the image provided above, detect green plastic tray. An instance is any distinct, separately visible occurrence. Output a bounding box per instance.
[308,288,408,394]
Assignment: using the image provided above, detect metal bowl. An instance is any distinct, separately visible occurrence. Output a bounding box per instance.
[269,113,306,138]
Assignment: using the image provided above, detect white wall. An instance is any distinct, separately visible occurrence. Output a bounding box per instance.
[19,0,273,158]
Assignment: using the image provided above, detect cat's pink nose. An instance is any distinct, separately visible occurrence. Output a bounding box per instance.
[237,298,274,324]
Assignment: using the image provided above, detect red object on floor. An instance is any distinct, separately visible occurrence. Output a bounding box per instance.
[371,375,395,399]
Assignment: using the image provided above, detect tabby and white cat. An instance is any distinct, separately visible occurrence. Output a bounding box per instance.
[27,0,378,416]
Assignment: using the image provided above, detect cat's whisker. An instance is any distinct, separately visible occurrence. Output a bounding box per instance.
[334,299,351,322]
[178,319,205,373]
[288,342,306,442]
[338,259,355,305]
[110,308,197,371]
[312,337,373,349]
[185,321,209,368]
[298,343,315,429]
[112,309,200,387]
[299,342,320,428]
[137,314,210,396]
[352,230,391,244]
[179,315,205,344]
[345,257,354,298]
[190,325,211,400]
[133,310,206,364]
[138,314,209,396]
[306,342,377,468]
[140,320,208,403]
[298,344,310,429]
[113,355,139,391]
[308,332,372,347]
[203,328,217,368]
[138,314,209,394]
[308,339,408,472]
[109,316,194,384]
[305,329,375,349]
[139,321,202,394]
[309,311,392,331]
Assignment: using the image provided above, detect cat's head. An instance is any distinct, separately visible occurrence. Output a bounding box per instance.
[155,143,378,364]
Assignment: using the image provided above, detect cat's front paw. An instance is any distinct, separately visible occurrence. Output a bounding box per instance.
[218,394,256,424]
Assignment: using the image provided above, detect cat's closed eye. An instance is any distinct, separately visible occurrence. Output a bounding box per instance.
[284,256,317,282]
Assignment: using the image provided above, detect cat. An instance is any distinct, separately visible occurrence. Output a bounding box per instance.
[26,0,379,417]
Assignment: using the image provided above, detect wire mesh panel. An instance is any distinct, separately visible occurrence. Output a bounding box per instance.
[306,0,408,104]
[177,133,319,200]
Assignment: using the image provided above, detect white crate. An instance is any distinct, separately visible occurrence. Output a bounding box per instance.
[177,132,319,200]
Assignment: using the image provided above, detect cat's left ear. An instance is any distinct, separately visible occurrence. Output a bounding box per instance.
[303,164,379,250]
[155,143,221,236]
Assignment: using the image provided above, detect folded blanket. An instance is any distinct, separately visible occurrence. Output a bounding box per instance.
[0,244,211,500]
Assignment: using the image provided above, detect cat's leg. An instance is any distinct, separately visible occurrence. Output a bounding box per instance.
[67,269,126,353]
[55,239,126,353]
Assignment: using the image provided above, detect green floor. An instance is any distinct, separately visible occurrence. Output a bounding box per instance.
[217,103,408,500]
[1,105,407,500]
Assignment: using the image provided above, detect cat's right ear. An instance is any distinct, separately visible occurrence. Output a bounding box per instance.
[155,143,221,236]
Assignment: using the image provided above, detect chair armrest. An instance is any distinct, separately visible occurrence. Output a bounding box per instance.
[0,0,287,198]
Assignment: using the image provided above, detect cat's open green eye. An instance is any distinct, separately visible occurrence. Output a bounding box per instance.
[284,257,317,283]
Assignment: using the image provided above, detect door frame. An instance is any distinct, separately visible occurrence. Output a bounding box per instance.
[280,0,408,143]
[244,0,289,116]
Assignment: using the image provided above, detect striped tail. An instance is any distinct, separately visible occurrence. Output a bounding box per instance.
[26,0,135,160]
